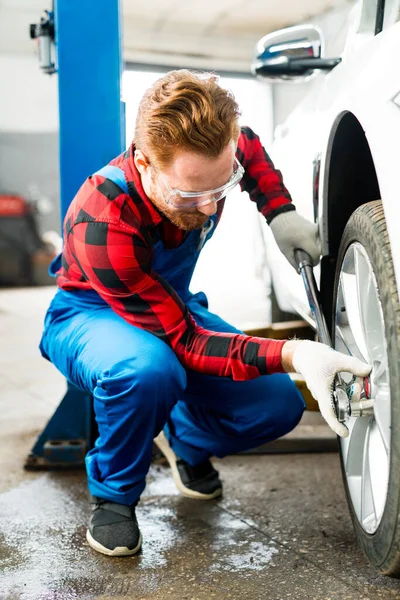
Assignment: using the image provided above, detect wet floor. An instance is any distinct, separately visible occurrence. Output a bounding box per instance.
[2,457,400,600]
[1,288,400,599]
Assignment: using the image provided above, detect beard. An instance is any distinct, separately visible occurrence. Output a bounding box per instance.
[162,207,209,231]
[148,179,209,231]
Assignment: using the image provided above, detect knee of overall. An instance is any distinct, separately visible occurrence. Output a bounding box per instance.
[236,375,305,443]
[267,376,305,438]
[96,342,186,412]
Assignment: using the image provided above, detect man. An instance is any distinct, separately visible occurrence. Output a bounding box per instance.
[39,70,370,557]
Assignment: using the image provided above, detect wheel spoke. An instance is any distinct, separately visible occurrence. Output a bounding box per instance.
[355,246,386,364]
[373,384,391,454]
[340,416,356,471]
[361,420,377,531]
[344,416,369,521]
[340,252,369,362]
[335,264,368,362]
[368,419,390,525]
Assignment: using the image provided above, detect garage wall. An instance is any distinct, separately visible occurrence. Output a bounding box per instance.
[0,55,60,234]
[272,2,355,129]
[0,55,275,326]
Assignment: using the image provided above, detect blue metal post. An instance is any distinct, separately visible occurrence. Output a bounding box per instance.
[56,0,125,220]
[26,0,125,469]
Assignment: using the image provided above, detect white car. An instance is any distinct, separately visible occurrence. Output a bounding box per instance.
[252,0,400,578]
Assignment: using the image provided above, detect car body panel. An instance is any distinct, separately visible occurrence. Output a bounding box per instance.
[266,6,400,322]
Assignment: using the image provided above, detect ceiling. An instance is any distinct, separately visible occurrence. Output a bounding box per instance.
[0,0,351,72]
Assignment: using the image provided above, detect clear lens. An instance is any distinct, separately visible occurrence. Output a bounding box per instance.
[169,162,244,209]
[158,158,244,209]
[169,194,214,209]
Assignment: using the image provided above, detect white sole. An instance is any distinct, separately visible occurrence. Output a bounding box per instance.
[153,431,222,500]
[86,529,142,557]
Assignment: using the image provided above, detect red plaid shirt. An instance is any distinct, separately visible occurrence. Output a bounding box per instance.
[56,126,294,380]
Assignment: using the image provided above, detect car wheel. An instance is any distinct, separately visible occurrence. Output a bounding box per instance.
[332,200,400,576]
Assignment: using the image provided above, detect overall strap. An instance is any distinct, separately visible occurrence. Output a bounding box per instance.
[95,165,129,196]
[94,164,155,248]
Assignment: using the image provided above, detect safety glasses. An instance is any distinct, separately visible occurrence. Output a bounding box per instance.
[153,157,244,209]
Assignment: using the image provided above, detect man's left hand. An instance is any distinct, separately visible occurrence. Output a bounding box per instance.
[269,210,321,270]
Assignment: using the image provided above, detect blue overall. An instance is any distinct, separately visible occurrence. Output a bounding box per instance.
[39,166,305,506]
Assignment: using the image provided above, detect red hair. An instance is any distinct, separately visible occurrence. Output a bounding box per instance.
[134,70,241,167]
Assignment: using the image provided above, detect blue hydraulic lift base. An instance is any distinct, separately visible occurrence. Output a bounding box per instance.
[25,383,94,470]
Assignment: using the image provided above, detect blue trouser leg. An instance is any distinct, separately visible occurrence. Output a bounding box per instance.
[165,294,306,466]
[40,290,186,506]
[40,289,305,505]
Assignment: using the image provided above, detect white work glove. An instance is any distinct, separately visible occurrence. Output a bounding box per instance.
[269,210,321,269]
[292,340,372,437]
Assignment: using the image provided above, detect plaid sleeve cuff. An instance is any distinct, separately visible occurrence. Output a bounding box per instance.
[265,203,296,225]
[258,338,287,374]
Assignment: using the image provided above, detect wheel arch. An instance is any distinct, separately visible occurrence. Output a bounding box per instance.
[320,111,381,329]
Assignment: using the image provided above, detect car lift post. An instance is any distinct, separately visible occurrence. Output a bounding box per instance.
[25,0,125,469]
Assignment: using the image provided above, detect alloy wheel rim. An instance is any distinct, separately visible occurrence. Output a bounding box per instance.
[334,242,391,534]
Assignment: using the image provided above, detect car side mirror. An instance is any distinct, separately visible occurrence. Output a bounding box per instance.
[251,24,341,83]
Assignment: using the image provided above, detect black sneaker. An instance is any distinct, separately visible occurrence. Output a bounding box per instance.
[154,431,222,500]
[86,497,142,557]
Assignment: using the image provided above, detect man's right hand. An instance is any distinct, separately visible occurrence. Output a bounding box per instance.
[282,340,371,437]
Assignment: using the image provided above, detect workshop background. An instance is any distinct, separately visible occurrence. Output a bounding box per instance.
[2,2,400,600]
[0,0,353,328]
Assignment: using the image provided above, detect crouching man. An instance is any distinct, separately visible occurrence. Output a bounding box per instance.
[39,70,370,556]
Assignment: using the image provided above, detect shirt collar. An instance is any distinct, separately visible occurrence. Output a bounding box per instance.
[123,144,163,227]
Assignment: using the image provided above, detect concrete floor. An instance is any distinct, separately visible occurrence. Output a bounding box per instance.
[1,287,400,600]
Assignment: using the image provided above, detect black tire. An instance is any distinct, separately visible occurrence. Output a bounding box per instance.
[333,200,400,576]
